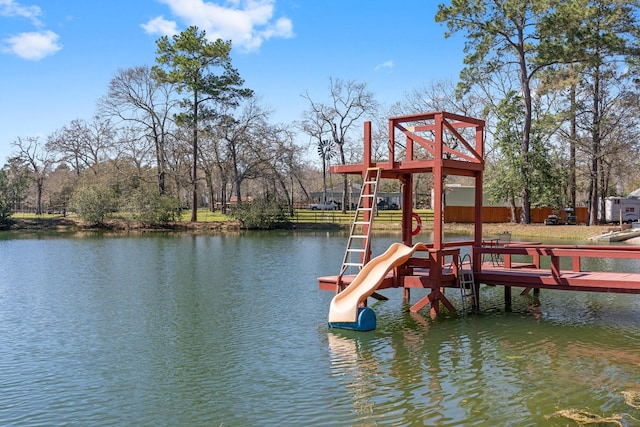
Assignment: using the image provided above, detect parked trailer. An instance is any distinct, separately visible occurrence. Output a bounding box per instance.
[600,197,640,223]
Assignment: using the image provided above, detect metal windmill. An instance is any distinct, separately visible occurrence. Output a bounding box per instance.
[318,139,336,203]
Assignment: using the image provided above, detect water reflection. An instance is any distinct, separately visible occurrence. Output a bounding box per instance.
[327,304,640,426]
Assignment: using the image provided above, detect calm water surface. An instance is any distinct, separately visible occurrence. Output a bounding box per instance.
[1,230,640,426]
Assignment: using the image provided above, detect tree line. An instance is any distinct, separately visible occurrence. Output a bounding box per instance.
[2,1,640,227]
[436,0,640,225]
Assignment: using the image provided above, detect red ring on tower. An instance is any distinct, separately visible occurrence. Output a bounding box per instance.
[411,213,422,236]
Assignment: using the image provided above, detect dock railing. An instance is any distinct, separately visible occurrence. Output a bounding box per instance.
[475,244,640,277]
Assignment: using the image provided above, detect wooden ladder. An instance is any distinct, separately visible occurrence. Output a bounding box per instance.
[337,167,381,283]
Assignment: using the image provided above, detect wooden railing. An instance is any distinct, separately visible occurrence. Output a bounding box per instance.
[475,244,640,276]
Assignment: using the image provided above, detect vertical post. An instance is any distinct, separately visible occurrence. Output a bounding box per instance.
[362,123,374,263]
[433,113,444,251]
[572,255,581,272]
[364,121,372,168]
[403,287,410,304]
[388,119,395,170]
[504,253,512,268]
[473,170,484,271]
[406,134,414,161]
[476,122,485,158]
[551,255,561,278]
[474,281,481,311]
[429,249,441,317]
[473,121,485,273]
[474,170,483,244]
[401,174,413,245]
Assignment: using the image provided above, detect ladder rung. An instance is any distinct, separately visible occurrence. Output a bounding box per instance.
[350,235,366,239]
[344,262,363,267]
[353,221,369,225]
[347,248,366,253]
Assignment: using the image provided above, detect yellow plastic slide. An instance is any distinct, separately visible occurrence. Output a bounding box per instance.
[328,242,428,323]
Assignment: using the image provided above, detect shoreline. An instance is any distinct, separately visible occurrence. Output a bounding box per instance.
[2,217,622,241]
[2,217,242,232]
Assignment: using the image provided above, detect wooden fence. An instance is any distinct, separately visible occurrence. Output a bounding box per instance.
[292,206,587,225]
[291,209,434,225]
[444,206,588,224]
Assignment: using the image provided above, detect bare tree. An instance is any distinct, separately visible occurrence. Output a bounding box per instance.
[12,136,52,215]
[46,117,115,175]
[257,123,305,214]
[301,77,379,212]
[165,125,196,208]
[199,119,231,212]
[111,125,155,187]
[574,75,640,222]
[0,157,31,217]
[215,97,272,204]
[99,66,178,194]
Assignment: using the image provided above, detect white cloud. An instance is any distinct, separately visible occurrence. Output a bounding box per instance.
[0,0,42,26]
[0,1,61,60]
[2,30,62,60]
[374,60,394,72]
[141,16,179,37]
[144,0,294,52]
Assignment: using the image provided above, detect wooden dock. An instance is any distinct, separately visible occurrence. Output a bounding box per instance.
[319,242,640,316]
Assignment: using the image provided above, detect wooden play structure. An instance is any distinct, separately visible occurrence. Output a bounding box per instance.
[318,111,640,330]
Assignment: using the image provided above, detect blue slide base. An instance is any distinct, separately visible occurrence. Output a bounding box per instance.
[328,307,376,331]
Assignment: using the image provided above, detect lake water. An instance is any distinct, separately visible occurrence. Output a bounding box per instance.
[1,230,640,426]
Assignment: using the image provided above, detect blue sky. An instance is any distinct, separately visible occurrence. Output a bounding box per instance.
[0,0,465,164]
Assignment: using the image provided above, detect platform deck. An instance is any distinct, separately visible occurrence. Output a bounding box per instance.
[319,263,640,296]
[476,266,640,294]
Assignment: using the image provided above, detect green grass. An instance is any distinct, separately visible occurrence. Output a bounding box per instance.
[10,212,69,219]
[177,208,434,225]
[11,208,434,226]
[178,209,233,222]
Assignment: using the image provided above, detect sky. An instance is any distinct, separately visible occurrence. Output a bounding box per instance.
[0,0,466,165]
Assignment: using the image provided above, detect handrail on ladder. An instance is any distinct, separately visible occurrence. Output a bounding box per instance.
[457,253,476,313]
